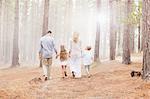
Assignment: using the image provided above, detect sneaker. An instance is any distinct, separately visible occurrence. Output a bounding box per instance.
[88,74,91,78]
[45,77,52,81]
[64,71,67,77]
[72,71,75,78]
[44,77,48,81]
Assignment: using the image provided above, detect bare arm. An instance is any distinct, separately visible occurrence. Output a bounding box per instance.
[69,40,72,57]
[52,39,57,55]
[39,40,42,59]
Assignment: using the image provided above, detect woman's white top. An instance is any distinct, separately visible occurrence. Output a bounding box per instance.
[70,40,82,58]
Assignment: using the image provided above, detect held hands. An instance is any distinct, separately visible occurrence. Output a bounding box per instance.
[68,54,71,58]
[68,51,71,57]
[39,53,42,60]
[56,54,59,59]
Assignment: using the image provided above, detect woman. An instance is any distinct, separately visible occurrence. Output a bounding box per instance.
[69,33,82,78]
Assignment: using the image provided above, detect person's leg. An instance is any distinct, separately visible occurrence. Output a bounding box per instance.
[72,71,75,78]
[42,64,46,76]
[61,65,65,78]
[42,59,48,80]
[87,65,91,77]
[85,65,90,75]
[47,58,52,80]
[43,58,52,81]
[44,65,49,81]
[64,65,67,77]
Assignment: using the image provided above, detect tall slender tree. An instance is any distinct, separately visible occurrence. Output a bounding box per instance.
[109,0,117,60]
[12,0,19,67]
[0,0,2,61]
[22,0,28,61]
[116,0,123,56]
[141,1,146,52]
[129,0,135,53]
[122,0,132,64]
[137,1,142,52]
[40,0,50,67]
[130,26,135,53]
[42,0,49,36]
[0,0,2,34]
[94,0,101,62]
[142,0,150,80]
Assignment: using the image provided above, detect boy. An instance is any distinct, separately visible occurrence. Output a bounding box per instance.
[82,46,93,78]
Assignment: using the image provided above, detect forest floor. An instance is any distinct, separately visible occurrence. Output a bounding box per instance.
[0,53,150,99]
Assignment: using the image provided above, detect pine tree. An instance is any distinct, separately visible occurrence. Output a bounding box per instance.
[12,0,19,67]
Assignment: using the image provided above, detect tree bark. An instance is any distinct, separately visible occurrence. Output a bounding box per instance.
[0,0,2,34]
[42,0,49,36]
[141,1,146,52]
[94,0,101,62]
[40,0,50,67]
[0,0,2,61]
[138,25,141,52]
[130,26,135,53]
[131,1,135,53]
[142,0,150,80]
[122,0,132,65]
[109,0,116,60]
[116,1,122,56]
[11,0,19,67]
[141,1,146,51]
[22,0,28,62]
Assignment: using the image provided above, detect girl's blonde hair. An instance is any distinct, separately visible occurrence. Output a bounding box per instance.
[60,45,67,61]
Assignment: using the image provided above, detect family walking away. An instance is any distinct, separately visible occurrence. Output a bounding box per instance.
[39,30,94,81]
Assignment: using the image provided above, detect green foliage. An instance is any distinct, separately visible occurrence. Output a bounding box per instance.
[130,0,142,25]
[123,0,142,26]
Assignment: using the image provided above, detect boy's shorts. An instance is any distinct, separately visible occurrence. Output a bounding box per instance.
[42,58,52,66]
[85,65,90,70]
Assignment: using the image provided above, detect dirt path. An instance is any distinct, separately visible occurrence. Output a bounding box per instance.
[0,54,150,99]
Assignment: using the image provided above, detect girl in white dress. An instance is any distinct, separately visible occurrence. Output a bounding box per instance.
[69,33,82,78]
[56,45,68,78]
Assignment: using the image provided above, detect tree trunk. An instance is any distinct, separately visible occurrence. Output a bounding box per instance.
[0,0,2,61]
[42,0,49,36]
[11,0,19,67]
[137,6,142,52]
[40,0,50,67]
[0,0,2,34]
[129,0,135,53]
[141,1,146,52]
[94,0,101,62]
[131,27,135,53]
[122,0,132,65]
[116,1,122,56]
[142,0,150,80]
[141,1,145,52]
[22,0,28,62]
[109,0,116,60]
[138,25,141,52]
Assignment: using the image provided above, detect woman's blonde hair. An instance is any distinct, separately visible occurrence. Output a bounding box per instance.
[72,32,79,43]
